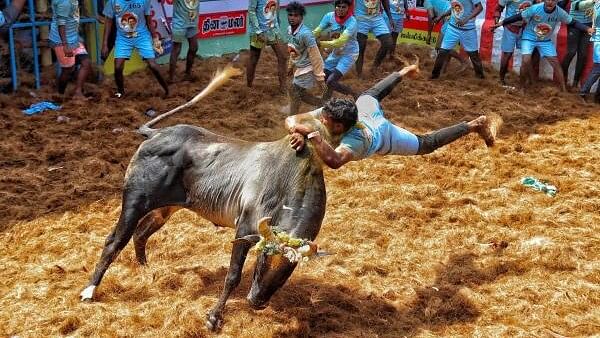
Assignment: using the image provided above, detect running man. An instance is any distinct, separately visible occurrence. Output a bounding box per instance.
[313,0,359,100]
[561,0,594,88]
[386,0,411,58]
[354,0,395,77]
[494,0,593,91]
[286,2,325,115]
[285,65,501,170]
[493,0,533,85]
[578,0,600,103]
[168,0,200,82]
[247,0,288,93]
[50,0,92,100]
[103,0,169,98]
[431,0,485,79]
[425,0,467,71]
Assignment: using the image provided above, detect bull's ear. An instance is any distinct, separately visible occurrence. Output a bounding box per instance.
[232,234,262,246]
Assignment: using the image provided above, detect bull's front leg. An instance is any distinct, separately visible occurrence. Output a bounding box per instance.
[206,240,253,331]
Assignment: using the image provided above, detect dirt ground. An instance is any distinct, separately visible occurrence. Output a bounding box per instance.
[0,44,598,337]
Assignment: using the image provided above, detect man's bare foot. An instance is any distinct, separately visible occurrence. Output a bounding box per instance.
[472,114,503,147]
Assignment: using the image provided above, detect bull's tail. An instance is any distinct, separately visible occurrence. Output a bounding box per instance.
[137,65,243,137]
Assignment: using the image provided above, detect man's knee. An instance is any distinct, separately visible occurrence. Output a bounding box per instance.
[377,34,393,49]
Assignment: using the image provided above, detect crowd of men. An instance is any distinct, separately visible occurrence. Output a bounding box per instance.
[1,0,598,104]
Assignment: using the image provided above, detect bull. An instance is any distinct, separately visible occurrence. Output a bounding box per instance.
[80,67,328,330]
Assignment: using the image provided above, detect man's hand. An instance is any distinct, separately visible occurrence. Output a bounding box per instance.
[101,44,109,60]
[426,33,432,44]
[257,32,267,43]
[491,21,502,32]
[289,124,313,136]
[455,18,466,27]
[432,16,441,24]
[289,132,306,151]
[64,44,74,57]
[587,27,594,35]
[153,37,163,54]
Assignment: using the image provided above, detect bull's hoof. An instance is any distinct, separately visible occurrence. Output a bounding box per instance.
[80,285,96,302]
[205,313,223,332]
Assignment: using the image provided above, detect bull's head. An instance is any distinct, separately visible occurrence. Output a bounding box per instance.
[235,217,323,309]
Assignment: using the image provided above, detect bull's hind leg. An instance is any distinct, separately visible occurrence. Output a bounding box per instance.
[80,194,150,301]
[133,206,179,265]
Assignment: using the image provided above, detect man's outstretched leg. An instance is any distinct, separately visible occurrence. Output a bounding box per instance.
[415,114,503,154]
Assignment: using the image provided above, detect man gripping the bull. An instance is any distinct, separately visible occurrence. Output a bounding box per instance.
[284,66,501,169]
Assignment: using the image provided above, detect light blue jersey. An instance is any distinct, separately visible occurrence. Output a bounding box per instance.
[355,0,382,17]
[448,0,481,30]
[0,12,5,26]
[569,0,594,23]
[172,0,200,29]
[593,1,600,42]
[317,12,359,55]
[308,96,420,160]
[424,0,451,17]
[49,0,81,48]
[390,0,407,15]
[521,3,572,41]
[288,23,317,70]
[248,0,280,34]
[499,0,534,24]
[103,0,151,39]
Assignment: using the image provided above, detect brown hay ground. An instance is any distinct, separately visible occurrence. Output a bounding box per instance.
[0,44,599,337]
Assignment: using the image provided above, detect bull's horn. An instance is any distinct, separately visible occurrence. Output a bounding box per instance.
[257,217,275,241]
[232,234,261,246]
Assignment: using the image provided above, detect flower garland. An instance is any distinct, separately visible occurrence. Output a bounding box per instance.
[255,228,315,263]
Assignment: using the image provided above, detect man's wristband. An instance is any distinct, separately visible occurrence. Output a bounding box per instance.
[307,131,320,140]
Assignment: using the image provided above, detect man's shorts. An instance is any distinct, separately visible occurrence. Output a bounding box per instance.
[501,26,522,53]
[325,52,359,75]
[435,21,449,49]
[384,13,405,33]
[593,42,600,64]
[356,14,391,37]
[293,72,316,89]
[441,24,479,52]
[172,25,198,43]
[520,39,557,58]
[53,43,88,68]
[250,28,284,49]
[115,31,155,59]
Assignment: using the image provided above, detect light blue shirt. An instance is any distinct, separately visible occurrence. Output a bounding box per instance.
[172,0,200,29]
[592,1,600,41]
[499,0,534,25]
[424,0,451,17]
[288,23,316,70]
[103,0,152,38]
[248,0,280,34]
[0,11,6,27]
[448,0,481,30]
[49,0,81,48]
[355,0,382,17]
[521,3,572,41]
[390,0,407,15]
[317,12,359,55]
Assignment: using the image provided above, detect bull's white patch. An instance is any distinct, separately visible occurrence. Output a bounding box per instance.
[282,205,294,211]
[80,285,96,301]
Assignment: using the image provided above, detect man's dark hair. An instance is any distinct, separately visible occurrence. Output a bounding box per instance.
[334,0,353,6]
[286,1,306,15]
[322,98,358,130]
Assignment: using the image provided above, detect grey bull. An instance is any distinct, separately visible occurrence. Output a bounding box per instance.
[80,69,328,330]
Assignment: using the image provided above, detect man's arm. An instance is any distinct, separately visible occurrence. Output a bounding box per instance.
[381,0,394,30]
[493,4,505,24]
[306,132,354,169]
[457,2,483,26]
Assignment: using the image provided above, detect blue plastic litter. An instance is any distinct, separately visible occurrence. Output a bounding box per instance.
[22,101,61,115]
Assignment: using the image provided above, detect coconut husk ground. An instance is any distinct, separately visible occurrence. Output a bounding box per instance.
[0,43,599,337]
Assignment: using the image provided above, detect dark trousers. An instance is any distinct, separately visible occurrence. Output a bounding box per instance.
[561,23,592,85]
